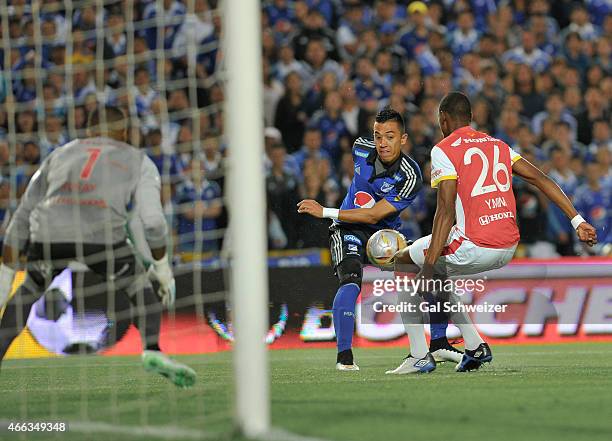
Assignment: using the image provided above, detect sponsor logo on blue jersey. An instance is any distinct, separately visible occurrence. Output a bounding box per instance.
[344,234,362,245]
[354,150,369,158]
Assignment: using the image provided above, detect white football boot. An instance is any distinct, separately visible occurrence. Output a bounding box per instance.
[385,353,436,374]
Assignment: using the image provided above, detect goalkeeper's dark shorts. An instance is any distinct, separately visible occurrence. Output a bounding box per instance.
[25,242,142,294]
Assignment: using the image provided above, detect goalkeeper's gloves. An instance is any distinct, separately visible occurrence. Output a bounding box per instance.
[148,255,176,307]
[0,264,16,308]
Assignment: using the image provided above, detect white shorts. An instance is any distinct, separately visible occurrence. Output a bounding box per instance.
[408,227,517,277]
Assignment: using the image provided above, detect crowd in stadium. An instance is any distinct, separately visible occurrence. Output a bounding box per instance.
[0,0,610,258]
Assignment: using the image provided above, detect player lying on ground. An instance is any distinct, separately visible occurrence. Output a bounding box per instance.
[298,108,462,371]
[0,106,196,387]
[386,92,597,374]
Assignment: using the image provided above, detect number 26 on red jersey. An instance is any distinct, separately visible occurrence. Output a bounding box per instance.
[463,145,511,197]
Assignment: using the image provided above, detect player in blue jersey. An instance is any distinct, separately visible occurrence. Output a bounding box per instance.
[298,108,461,370]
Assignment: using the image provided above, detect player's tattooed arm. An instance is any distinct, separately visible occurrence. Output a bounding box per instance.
[512,157,598,246]
[297,199,397,224]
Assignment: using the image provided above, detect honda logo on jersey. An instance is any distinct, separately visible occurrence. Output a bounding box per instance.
[354,191,375,208]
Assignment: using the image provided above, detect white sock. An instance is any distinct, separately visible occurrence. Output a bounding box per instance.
[398,290,428,358]
[447,292,484,350]
[404,324,429,358]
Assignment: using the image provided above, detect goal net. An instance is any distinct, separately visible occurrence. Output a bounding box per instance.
[0,0,269,439]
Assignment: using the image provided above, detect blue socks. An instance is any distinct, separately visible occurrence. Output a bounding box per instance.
[425,292,449,341]
[430,322,448,341]
[332,283,361,352]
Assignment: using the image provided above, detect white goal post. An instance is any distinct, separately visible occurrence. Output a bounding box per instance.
[224,0,271,438]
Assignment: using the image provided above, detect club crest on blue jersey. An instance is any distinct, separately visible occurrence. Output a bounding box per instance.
[380,182,395,193]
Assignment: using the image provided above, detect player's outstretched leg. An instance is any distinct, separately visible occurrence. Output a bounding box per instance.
[386,286,436,374]
[142,350,197,388]
[333,258,361,371]
[126,272,197,388]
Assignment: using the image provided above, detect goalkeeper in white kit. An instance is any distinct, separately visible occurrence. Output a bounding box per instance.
[0,106,196,387]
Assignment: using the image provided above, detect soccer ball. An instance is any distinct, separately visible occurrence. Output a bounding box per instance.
[366,229,408,266]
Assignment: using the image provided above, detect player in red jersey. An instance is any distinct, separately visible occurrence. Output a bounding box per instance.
[386,92,597,374]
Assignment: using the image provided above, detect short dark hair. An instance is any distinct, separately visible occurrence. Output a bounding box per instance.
[375,107,405,132]
[87,105,127,133]
[439,92,472,122]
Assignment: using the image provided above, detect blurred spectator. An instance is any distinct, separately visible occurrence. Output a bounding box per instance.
[502,29,552,73]
[577,87,610,145]
[311,91,350,164]
[515,149,555,258]
[263,58,284,127]
[408,112,433,167]
[0,139,26,194]
[354,57,388,102]
[21,140,41,166]
[202,135,224,181]
[532,92,577,139]
[144,129,183,207]
[512,124,540,157]
[450,10,479,56]
[561,4,600,42]
[39,114,68,155]
[16,110,37,140]
[290,127,332,180]
[142,0,186,50]
[175,158,222,253]
[477,64,505,116]
[299,38,344,91]
[274,44,302,81]
[292,9,337,61]
[339,80,360,137]
[267,143,301,248]
[336,1,370,61]
[274,71,307,153]
[304,70,338,116]
[471,98,494,134]
[548,147,579,255]
[106,13,126,56]
[563,32,590,77]
[495,108,521,146]
[514,63,545,118]
[296,159,334,248]
[588,119,612,156]
[574,161,611,254]
[541,121,586,158]
[171,0,214,59]
[132,67,158,118]
[596,145,612,184]
[398,1,430,58]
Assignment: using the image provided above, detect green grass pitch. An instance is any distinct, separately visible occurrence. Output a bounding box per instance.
[0,343,611,441]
